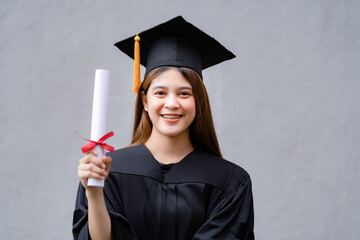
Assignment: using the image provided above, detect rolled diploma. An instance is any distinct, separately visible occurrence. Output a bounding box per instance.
[87,69,111,187]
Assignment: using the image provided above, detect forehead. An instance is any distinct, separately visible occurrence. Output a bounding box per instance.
[149,68,191,88]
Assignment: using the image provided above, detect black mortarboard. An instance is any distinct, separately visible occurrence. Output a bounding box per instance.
[114,16,235,93]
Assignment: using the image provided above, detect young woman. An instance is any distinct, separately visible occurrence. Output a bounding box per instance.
[73,16,254,240]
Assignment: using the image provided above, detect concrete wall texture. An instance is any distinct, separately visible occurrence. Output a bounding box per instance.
[1,0,359,239]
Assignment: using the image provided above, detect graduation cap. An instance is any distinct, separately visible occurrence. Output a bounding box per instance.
[114,16,235,93]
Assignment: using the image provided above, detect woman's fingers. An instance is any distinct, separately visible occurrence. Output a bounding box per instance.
[79,154,105,169]
[103,156,112,174]
[83,149,98,157]
[78,170,105,181]
[77,153,112,185]
[78,163,106,178]
[77,151,113,190]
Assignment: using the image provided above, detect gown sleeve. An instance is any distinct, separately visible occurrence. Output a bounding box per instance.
[192,168,255,240]
[72,182,138,240]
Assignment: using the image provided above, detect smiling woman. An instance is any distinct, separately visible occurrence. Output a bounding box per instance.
[141,68,196,143]
[133,66,221,158]
[73,16,254,240]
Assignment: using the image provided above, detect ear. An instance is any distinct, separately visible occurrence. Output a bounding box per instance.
[141,91,148,112]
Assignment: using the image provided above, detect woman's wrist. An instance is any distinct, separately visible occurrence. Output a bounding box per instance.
[86,187,104,201]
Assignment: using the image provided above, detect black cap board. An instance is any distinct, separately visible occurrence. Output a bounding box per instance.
[114,16,236,79]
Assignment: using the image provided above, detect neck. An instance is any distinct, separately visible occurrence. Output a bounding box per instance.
[145,131,194,164]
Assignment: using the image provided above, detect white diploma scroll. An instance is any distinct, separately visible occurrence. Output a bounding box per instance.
[87,69,111,187]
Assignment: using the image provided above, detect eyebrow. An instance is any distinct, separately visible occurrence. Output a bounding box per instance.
[151,86,193,91]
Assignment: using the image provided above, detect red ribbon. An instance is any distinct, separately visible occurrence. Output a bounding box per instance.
[80,131,115,153]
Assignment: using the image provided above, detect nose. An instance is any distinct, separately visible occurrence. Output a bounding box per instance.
[164,94,179,109]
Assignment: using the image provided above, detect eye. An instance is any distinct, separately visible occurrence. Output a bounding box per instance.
[154,90,166,96]
[179,91,192,97]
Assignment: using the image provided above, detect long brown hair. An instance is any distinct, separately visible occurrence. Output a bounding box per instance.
[131,66,222,158]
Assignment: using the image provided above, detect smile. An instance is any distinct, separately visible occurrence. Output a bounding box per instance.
[161,114,182,119]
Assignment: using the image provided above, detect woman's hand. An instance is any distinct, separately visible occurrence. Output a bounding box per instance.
[78,150,113,240]
[78,150,112,192]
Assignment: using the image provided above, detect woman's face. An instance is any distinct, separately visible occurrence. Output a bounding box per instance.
[142,68,196,139]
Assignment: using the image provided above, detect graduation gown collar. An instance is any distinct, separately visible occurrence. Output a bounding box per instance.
[109,144,234,191]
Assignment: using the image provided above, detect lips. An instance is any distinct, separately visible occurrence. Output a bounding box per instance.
[161,114,182,119]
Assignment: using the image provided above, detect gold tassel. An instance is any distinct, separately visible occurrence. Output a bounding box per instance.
[133,33,141,94]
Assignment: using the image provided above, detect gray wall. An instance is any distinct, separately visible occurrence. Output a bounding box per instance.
[1,0,359,239]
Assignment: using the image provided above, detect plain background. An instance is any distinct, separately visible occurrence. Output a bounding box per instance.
[1,0,359,239]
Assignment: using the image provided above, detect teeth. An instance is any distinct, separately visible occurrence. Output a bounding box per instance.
[162,114,181,119]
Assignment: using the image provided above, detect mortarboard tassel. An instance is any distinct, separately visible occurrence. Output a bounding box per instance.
[133,33,141,94]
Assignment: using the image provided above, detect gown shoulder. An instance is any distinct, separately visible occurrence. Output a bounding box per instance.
[107,144,251,192]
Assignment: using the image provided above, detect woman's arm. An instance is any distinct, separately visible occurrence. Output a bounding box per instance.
[193,169,254,240]
[78,151,112,240]
[86,189,111,240]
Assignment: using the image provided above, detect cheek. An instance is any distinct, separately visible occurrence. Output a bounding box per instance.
[187,99,196,118]
[145,98,161,113]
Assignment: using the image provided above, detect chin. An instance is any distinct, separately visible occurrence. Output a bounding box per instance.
[163,132,184,138]
[160,128,189,138]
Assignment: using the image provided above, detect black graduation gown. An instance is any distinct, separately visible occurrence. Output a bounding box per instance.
[73,144,254,240]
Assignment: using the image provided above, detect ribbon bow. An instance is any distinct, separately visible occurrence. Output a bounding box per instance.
[80,131,115,153]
